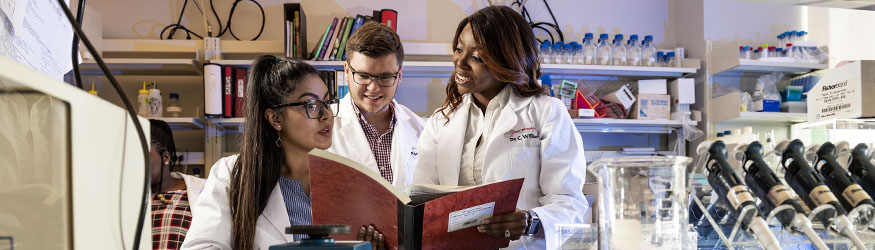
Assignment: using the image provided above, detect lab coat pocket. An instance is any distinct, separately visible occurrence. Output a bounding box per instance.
[510,146,541,189]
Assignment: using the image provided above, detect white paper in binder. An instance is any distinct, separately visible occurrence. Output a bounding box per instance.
[204,63,222,117]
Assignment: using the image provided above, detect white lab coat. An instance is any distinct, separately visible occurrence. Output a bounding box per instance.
[327,95,426,190]
[170,172,207,216]
[181,155,295,250]
[414,91,589,250]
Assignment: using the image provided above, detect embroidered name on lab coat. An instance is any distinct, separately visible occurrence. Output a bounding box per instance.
[505,127,539,142]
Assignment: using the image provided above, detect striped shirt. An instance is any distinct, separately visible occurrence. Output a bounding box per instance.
[278,176,312,241]
[352,101,397,183]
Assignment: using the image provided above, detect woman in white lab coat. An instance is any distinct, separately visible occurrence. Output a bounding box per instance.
[413,6,588,250]
[182,56,384,250]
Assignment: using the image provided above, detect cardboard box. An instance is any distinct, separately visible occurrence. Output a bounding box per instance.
[600,85,636,111]
[638,79,667,94]
[632,94,670,120]
[808,60,875,122]
[670,78,695,105]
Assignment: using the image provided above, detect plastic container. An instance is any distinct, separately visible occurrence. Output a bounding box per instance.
[781,101,807,113]
[594,156,692,250]
[596,34,612,66]
[167,93,183,117]
[149,82,163,117]
[137,81,150,117]
[582,33,596,65]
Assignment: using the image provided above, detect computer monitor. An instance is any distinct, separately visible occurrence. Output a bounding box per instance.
[0,55,150,250]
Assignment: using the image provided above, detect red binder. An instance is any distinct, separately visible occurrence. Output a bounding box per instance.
[222,66,234,118]
[380,9,398,31]
[234,67,247,117]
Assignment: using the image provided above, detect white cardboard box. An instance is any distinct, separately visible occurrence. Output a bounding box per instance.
[600,85,636,111]
[638,79,667,94]
[670,78,695,105]
[632,94,670,120]
[808,60,875,122]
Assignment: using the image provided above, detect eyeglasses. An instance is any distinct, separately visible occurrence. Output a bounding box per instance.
[348,64,400,87]
[270,99,340,119]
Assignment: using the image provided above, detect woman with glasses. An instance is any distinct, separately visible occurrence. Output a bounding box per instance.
[413,6,588,250]
[182,55,345,250]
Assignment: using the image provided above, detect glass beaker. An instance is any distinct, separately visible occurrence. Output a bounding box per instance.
[593,156,692,250]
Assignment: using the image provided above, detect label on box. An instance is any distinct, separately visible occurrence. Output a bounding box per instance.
[636,94,670,119]
[809,61,863,122]
[578,109,596,117]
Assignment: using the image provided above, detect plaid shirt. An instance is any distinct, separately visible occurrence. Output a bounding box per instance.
[352,101,397,183]
[151,190,192,250]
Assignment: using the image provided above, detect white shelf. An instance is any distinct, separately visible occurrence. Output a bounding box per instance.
[573,118,695,134]
[153,117,206,130]
[210,59,699,78]
[712,42,826,76]
[79,58,202,76]
[211,118,245,131]
[715,112,808,125]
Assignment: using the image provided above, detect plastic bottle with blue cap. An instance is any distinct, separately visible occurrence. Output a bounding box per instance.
[582,33,596,65]
[641,35,657,67]
[611,34,626,66]
[551,41,564,64]
[596,33,611,65]
[626,35,642,66]
[655,51,664,67]
[539,40,552,64]
[564,42,576,64]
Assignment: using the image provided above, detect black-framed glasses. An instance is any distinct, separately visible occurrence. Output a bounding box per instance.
[270,99,340,119]
[349,64,400,87]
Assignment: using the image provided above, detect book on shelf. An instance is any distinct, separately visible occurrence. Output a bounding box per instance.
[308,149,523,250]
[283,3,307,59]
[234,67,247,118]
[380,9,398,31]
[327,17,347,61]
[330,17,352,61]
[222,65,234,118]
[294,11,302,58]
[322,18,343,61]
[343,15,366,61]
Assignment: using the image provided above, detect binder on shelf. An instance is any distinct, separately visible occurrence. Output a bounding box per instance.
[234,67,247,118]
[371,10,381,23]
[380,9,398,31]
[204,63,223,118]
[283,3,307,59]
[222,65,234,118]
[322,18,342,61]
[343,15,366,61]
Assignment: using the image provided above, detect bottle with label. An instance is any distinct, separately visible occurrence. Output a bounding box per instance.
[137,81,150,117]
[626,35,642,66]
[540,40,552,64]
[167,93,183,117]
[582,33,596,65]
[641,35,657,67]
[149,82,163,117]
[596,33,612,66]
[611,34,626,66]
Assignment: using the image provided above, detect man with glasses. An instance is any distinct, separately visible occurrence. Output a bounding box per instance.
[327,22,425,192]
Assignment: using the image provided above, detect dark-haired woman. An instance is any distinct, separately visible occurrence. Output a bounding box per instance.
[151,119,206,250]
[413,6,588,250]
[182,56,340,250]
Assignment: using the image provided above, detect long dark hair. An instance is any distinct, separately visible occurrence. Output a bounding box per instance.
[229,55,319,250]
[150,119,177,192]
[437,5,546,121]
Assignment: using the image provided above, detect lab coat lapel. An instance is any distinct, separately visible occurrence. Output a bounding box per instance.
[390,101,413,187]
[486,89,530,154]
[437,97,469,186]
[337,96,377,172]
[262,182,295,242]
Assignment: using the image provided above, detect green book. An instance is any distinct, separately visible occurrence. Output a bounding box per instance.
[335,17,354,61]
[311,22,333,60]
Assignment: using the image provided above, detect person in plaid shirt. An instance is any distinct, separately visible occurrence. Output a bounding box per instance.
[150,119,205,250]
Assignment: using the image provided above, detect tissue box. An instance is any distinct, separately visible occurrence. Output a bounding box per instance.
[638,79,667,94]
[632,94,670,120]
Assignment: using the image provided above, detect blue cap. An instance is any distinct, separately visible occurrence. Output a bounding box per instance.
[724,130,732,135]
[629,35,638,40]
[556,41,565,46]
[777,34,783,39]
[170,93,179,99]
[599,33,609,39]
[540,41,552,49]
[744,46,751,50]
[564,43,574,49]
[644,35,653,40]
[614,34,623,40]
[577,44,584,49]
[776,48,783,52]
[569,41,580,47]
[667,52,675,57]
[717,132,724,137]
[656,51,664,57]
[585,33,593,39]
[552,43,562,50]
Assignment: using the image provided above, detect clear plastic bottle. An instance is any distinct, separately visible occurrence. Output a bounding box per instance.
[667,51,677,67]
[573,43,585,65]
[564,43,576,64]
[149,82,163,117]
[582,33,596,65]
[137,81,150,117]
[596,33,612,65]
[655,51,665,67]
[642,35,657,67]
[540,40,552,64]
[626,35,642,66]
[611,34,626,66]
[167,93,183,117]
[552,42,565,64]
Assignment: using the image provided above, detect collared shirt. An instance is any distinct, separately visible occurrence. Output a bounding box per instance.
[278,176,312,242]
[152,190,192,250]
[459,86,512,186]
[352,101,397,183]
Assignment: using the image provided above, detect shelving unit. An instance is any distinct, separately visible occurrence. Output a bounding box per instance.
[574,118,695,133]
[79,58,202,76]
[711,42,827,76]
[153,117,207,130]
[714,111,807,125]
